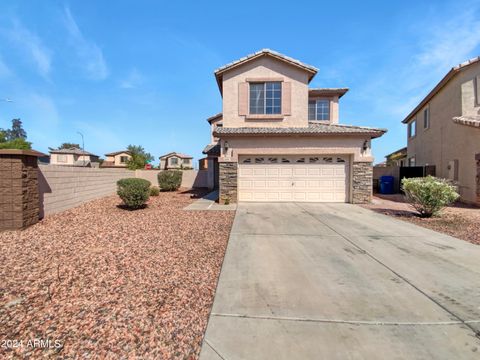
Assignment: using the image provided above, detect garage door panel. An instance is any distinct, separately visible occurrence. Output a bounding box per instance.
[238,156,349,203]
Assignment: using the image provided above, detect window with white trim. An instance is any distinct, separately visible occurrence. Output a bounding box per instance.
[249,82,282,114]
[408,156,416,166]
[308,99,330,121]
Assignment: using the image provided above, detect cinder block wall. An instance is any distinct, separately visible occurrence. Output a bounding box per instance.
[135,169,208,188]
[39,165,133,217]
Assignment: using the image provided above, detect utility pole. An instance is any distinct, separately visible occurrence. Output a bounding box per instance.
[77,131,85,167]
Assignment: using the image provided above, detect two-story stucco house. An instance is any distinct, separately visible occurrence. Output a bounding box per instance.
[102,150,132,168]
[203,49,386,204]
[49,148,100,167]
[402,56,480,205]
[159,152,193,170]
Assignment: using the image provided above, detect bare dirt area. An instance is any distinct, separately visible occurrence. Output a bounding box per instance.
[362,194,480,245]
[0,189,235,359]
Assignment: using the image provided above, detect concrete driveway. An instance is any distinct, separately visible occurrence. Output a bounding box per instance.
[200,202,480,360]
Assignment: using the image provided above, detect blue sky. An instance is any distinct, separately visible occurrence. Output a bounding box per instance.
[1,0,480,165]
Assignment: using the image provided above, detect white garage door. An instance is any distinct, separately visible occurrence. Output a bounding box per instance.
[238,155,349,202]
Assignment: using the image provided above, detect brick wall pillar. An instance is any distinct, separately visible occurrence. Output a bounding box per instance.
[219,162,237,204]
[476,153,480,205]
[0,150,44,231]
[352,161,373,204]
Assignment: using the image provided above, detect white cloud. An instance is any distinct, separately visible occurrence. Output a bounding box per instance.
[63,6,109,80]
[4,20,52,79]
[120,68,145,89]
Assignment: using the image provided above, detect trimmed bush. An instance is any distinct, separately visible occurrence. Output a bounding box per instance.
[150,186,160,196]
[117,178,151,209]
[402,176,459,218]
[158,170,182,191]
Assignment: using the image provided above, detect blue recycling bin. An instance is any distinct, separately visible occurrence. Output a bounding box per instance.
[379,176,394,194]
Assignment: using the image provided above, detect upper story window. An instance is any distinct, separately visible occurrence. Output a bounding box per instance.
[308,99,330,121]
[249,82,281,115]
[408,119,416,138]
[475,76,480,106]
[423,107,429,129]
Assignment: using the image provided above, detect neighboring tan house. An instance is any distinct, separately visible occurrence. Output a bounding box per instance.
[385,147,407,167]
[49,148,100,167]
[402,56,480,204]
[203,49,386,204]
[102,150,131,167]
[159,152,193,170]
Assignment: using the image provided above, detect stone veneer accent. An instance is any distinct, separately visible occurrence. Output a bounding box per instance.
[352,161,373,204]
[476,153,480,205]
[0,150,42,231]
[219,162,238,204]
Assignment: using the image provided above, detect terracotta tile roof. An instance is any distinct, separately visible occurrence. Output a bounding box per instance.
[202,144,220,156]
[214,122,387,138]
[309,88,349,98]
[206,113,222,123]
[452,115,480,128]
[402,56,480,124]
[105,150,130,156]
[159,152,193,159]
[214,49,318,92]
[49,148,98,156]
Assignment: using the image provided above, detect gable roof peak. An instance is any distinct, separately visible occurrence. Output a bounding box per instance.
[214,49,318,93]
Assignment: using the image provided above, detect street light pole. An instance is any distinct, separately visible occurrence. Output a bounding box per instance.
[77,131,85,167]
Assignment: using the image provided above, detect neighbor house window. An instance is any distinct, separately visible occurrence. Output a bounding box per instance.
[183,159,190,165]
[308,99,330,121]
[408,119,416,138]
[170,158,178,165]
[423,107,429,129]
[120,156,129,164]
[408,156,416,166]
[249,82,281,115]
[57,154,67,163]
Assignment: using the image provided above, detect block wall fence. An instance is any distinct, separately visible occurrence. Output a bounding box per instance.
[0,149,208,231]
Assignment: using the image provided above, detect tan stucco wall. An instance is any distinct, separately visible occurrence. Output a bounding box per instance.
[113,152,131,166]
[222,56,310,128]
[406,63,480,202]
[160,156,192,169]
[50,154,94,165]
[219,136,373,163]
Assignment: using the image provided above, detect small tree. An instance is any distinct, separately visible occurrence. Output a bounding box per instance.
[0,138,32,150]
[158,170,182,191]
[402,176,459,218]
[117,178,151,209]
[49,143,81,150]
[125,145,154,170]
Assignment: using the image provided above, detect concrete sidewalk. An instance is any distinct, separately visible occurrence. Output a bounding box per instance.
[200,202,480,359]
[183,190,237,211]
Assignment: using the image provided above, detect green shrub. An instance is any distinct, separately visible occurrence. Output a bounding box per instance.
[158,170,182,191]
[402,176,459,218]
[117,178,151,209]
[150,186,160,196]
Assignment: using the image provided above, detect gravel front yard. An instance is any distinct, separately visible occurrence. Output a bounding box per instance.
[362,194,480,245]
[0,190,235,359]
